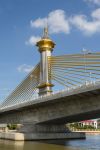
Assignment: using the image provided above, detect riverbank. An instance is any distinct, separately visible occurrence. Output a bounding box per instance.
[0,132,85,141]
[74,130,100,135]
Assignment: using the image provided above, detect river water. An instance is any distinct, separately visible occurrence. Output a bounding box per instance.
[0,135,100,150]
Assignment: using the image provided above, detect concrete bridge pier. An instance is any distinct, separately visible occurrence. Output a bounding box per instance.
[17,123,85,140]
[18,123,69,133]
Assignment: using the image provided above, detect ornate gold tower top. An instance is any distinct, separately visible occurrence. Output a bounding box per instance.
[36,27,55,52]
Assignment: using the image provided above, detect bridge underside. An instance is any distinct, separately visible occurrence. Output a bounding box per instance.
[0,87,100,124]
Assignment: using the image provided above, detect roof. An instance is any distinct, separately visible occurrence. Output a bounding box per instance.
[81,120,96,123]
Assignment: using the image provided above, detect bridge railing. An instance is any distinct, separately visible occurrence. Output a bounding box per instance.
[0,79,100,112]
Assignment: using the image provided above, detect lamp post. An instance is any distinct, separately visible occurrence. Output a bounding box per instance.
[81,48,91,84]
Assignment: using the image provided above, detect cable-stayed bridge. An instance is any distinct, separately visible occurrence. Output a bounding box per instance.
[0,52,100,111]
[0,28,100,140]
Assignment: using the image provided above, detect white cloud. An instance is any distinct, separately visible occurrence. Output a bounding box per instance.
[17,64,34,73]
[26,35,41,46]
[70,8,100,35]
[30,18,47,28]
[27,9,100,39]
[84,0,100,5]
[91,8,100,20]
[30,9,70,34]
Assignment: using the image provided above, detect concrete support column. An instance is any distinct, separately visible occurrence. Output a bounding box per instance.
[17,123,85,140]
[18,123,70,133]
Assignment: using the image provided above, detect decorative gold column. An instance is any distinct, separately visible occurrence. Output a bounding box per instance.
[36,28,55,95]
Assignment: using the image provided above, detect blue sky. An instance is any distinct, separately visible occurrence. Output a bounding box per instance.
[0,0,100,101]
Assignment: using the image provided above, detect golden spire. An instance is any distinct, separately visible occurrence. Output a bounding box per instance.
[36,27,55,52]
[42,26,49,39]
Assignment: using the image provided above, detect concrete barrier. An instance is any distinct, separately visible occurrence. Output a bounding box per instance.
[0,132,86,141]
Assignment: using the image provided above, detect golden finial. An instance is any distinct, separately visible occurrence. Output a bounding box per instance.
[42,23,49,39]
[36,24,55,52]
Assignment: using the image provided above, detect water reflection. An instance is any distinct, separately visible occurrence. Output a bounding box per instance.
[23,142,68,150]
[41,139,69,145]
[0,140,24,150]
[0,140,73,150]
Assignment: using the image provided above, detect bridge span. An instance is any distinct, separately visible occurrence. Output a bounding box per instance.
[0,81,99,124]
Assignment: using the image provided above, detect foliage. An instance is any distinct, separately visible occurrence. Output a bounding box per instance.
[69,123,96,130]
[7,124,17,130]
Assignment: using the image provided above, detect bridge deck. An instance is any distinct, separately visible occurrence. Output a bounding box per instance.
[0,80,100,113]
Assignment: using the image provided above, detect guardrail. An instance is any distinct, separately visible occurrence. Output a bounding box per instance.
[0,79,100,112]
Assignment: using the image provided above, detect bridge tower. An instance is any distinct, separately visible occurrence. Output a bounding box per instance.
[36,27,55,95]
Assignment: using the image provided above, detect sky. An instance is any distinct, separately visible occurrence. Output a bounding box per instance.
[0,0,100,101]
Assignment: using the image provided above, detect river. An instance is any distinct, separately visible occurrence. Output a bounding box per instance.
[0,135,100,150]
